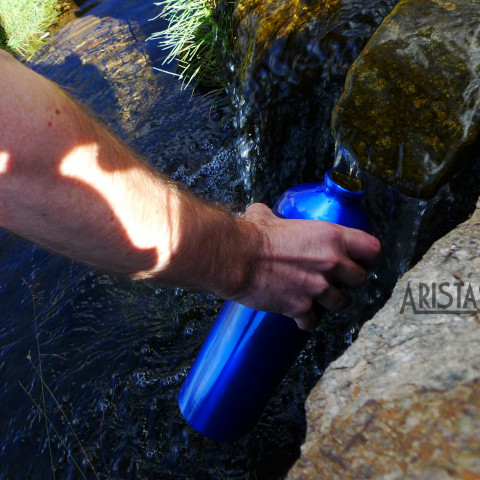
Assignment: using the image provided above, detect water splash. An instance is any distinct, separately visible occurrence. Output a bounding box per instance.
[459,24,480,139]
[231,0,399,204]
[334,141,360,179]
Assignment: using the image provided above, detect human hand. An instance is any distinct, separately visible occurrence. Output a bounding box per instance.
[231,203,382,331]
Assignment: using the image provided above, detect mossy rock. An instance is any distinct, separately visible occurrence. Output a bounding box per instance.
[229,0,398,203]
[232,0,340,82]
[332,0,480,199]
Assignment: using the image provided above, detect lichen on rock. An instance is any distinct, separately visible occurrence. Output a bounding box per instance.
[332,0,480,198]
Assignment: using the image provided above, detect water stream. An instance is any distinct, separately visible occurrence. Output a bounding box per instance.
[0,2,311,479]
[1,1,480,479]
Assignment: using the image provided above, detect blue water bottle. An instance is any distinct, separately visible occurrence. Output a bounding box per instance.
[178,169,372,441]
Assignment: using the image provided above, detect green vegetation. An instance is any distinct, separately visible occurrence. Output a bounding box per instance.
[150,0,235,90]
[0,0,61,58]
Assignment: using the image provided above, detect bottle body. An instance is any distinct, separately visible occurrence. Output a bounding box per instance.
[178,170,371,441]
[177,302,308,441]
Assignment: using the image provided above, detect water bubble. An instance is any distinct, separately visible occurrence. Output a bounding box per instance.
[132,369,159,388]
[145,449,156,460]
[211,110,222,122]
[140,346,151,356]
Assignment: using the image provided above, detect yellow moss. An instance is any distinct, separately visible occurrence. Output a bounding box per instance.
[414,98,428,109]
[430,136,444,151]
[236,0,340,48]
[433,0,456,11]
[376,77,388,90]
[378,136,393,149]
[407,84,417,94]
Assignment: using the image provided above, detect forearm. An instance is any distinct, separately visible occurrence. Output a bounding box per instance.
[0,51,382,331]
[0,51,257,295]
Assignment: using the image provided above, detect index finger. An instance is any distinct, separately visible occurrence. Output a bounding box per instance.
[343,227,382,268]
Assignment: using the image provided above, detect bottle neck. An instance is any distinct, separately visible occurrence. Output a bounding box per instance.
[324,169,365,202]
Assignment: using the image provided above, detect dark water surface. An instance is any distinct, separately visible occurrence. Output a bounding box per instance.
[0,1,317,479]
[3,0,480,479]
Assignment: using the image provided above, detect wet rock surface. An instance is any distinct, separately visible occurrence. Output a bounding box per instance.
[230,0,398,204]
[333,0,480,199]
[287,201,480,479]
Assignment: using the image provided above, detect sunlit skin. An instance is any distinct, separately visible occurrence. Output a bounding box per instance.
[0,151,8,173]
[0,50,381,331]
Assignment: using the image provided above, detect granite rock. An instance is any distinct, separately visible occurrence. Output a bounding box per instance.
[287,200,480,479]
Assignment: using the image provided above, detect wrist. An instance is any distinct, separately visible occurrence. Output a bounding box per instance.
[212,214,264,300]
[160,190,263,300]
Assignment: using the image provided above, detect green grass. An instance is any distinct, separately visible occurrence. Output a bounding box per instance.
[149,0,235,90]
[0,0,61,58]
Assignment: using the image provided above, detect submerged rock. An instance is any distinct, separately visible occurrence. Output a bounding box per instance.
[333,0,480,198]
[287,200,480,479]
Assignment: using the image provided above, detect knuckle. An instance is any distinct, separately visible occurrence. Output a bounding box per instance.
[326,226,343,244]
[304,275,329,297]
[316,277,330,294]
[244,203,274,225]
[246,202,268,214]
[323,254,341,272]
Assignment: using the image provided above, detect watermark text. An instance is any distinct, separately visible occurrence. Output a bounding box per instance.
[400,282,480,314]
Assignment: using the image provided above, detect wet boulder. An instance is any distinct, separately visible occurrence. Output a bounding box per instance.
[332,0,480,199]
[229,0,398,203]
[287,199,480,479]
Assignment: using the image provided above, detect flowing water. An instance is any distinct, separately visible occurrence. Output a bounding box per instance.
[0,2,312,478]
[1,1,480,479]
